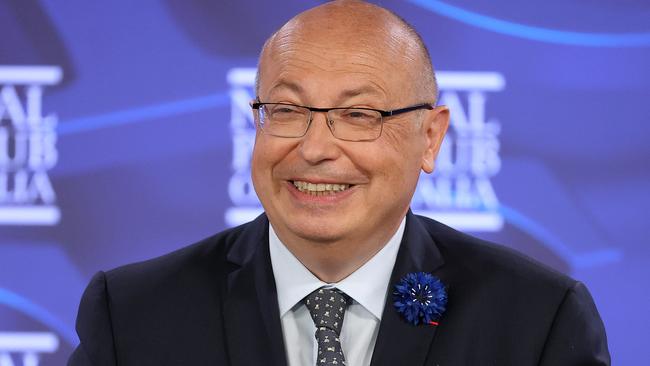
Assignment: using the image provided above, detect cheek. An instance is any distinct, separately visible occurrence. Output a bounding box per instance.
[251,138,276,191]
[251,137,296,185]
[351,147,416,188]
[380,125,426,167]
[380,125,407,152]
[367,128,427,190]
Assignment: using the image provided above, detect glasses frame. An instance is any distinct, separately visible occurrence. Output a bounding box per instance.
[250,101,435,142]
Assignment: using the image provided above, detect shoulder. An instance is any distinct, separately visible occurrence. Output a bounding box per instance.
[72,216,268,362]
[412,213,576,301]
[72,217,266,365]
[101,215,268,306]
[411,214,610,363]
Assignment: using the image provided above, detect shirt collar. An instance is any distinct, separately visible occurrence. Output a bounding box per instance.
[269,217,405,320]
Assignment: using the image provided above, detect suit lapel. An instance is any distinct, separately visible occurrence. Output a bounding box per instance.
[370,211,445,366]
[223,214,288,366]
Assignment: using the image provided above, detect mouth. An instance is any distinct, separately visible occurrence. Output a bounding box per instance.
[291,180,353,196]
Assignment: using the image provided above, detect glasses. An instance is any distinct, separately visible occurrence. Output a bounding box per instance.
[251,102,434,142]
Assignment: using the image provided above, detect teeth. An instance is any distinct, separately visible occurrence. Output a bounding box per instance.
[293,181,351,195]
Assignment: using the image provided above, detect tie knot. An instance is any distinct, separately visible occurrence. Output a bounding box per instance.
[303,287,349,335]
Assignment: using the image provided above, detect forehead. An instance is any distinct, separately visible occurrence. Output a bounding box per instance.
[258,21,421,104]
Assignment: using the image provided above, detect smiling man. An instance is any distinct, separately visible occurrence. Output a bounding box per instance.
[69,1,610,366]
[251,1,446,286]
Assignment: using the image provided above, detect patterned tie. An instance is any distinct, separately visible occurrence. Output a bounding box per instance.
[304,287,350,366]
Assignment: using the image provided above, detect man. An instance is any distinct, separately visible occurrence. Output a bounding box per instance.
[69,1,610,365]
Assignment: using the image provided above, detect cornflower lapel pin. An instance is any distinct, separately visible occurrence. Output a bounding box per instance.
[393,272,447,326]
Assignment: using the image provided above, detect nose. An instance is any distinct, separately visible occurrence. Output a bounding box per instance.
[298,111,340,164]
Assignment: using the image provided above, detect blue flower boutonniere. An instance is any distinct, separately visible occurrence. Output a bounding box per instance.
[393,272,447,326]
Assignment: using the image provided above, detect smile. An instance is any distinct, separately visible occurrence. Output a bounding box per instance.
[292,180,352,196]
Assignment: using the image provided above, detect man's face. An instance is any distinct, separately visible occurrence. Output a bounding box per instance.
[252,26,447,246]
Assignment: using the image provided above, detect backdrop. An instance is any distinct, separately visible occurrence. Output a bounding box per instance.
[1,0,648,364]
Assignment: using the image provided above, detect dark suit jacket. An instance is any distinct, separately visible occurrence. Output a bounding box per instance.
[68,212,610,365]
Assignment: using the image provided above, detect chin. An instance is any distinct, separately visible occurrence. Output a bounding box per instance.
[288,220,350,243]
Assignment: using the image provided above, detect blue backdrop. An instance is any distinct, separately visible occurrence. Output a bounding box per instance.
[1,0,648,364]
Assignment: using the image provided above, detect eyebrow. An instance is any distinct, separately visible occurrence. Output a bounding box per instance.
[267,80,303,95]
[338,85,384,100]
[266,80,384,104]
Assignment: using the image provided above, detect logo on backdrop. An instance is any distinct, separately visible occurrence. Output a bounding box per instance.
[0,66,61,226]
[225,68,504,231]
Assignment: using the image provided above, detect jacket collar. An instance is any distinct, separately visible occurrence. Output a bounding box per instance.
[370,210,445,366]
[223,214,288,366]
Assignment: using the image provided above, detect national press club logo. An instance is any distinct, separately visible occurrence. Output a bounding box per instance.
[0,65,63,365]
[0,66,61,226]
[225,68,504,232]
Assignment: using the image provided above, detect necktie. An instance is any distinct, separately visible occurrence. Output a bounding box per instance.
[304,287,350,365]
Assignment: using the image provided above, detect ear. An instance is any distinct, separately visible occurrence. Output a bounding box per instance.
[421,106,450,174]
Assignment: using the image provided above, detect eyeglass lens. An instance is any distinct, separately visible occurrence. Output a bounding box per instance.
[257,103,382,141]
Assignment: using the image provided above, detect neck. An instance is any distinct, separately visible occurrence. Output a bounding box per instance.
[272,216,405,283]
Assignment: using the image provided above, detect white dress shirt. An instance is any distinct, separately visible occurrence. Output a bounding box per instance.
[269,218,406,366]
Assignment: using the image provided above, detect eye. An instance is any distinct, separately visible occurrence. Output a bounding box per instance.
[266,104,305,120]
[271,104,299,113]
[346,110,374,119]
[338,109,379,124]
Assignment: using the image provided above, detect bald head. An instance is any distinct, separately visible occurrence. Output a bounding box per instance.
[256,0,437,103]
